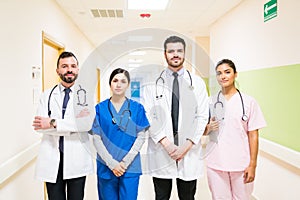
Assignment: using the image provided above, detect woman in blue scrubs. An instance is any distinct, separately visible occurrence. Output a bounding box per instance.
[92,68,150,200]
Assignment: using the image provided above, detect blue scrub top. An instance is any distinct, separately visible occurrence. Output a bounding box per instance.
[92,98,150,179]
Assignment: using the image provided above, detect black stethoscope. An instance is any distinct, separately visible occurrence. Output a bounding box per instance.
[48,85,58,117]
[47,84,87,117]
[108,97,132,131]
[155,69,194,99]
[214,89,248,121]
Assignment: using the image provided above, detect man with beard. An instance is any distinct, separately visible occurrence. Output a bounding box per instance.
[32,51,94,200]
[143,36,209,200]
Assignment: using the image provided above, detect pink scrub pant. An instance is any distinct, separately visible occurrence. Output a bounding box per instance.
[207,167,254,200]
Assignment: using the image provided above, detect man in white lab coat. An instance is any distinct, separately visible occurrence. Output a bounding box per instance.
[143,36,209,200]
[32,51,94,200]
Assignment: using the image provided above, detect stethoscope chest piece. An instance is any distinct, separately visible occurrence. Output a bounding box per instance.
[242,114,248,122]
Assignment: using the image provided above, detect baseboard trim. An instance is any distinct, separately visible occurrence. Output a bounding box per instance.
[0,141,40,184]
[259,138,300,169]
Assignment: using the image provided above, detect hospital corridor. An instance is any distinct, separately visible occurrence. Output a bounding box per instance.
[1,0,300,199]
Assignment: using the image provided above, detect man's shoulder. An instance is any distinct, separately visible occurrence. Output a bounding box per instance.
[190,72,205,80]
[190,73,206,88]
[42,85,59,95]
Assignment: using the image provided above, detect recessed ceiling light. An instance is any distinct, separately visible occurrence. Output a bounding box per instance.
[127,0,169,10]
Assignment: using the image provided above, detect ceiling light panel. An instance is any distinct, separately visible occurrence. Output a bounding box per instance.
[127,0,169,10]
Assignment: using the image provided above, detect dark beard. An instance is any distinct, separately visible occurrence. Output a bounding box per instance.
[167,57,185,68]
[59,72,78,83]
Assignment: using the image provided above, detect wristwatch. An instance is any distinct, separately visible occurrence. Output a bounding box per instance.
[50,119,57,128]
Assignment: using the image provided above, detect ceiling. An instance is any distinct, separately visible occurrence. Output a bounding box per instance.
[55,0,243,47]
[54,0,243,74]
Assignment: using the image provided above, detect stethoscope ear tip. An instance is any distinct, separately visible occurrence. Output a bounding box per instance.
[155,95,162,99]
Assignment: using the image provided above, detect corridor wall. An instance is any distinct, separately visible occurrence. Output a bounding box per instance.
[210,0,300,199]
[0,0,95,199]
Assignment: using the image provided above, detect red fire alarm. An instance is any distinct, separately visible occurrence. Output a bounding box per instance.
[140,13,151,18]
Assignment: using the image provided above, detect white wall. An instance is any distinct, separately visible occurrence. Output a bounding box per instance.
[210,0,300,199]
[0,0,95,199]
[256,143,300,200]
[210,0,300,71]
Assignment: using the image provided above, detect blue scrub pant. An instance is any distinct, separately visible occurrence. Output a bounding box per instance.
[97,175,140,200]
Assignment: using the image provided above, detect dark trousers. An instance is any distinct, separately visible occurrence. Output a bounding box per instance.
[46,153,86,200]
[153,177,197,200]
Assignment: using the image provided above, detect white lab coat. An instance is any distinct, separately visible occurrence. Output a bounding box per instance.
[35,84,94,183]
[142,69,209,181]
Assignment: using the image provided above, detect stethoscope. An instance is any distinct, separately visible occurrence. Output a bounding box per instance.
[47,84,88,117]
[48,85,58,117]
[155,69,194,99]
[214,89,248,121]
[108,97,131,131]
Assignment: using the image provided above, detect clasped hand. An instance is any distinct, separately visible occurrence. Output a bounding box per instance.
[165,140,193,161]
[112,161,127,177]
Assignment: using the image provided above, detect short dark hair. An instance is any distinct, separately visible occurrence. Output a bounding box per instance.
[164,36,186,52]
[215,59,237,73]
[109,68,130,86]
[56,51,78,68]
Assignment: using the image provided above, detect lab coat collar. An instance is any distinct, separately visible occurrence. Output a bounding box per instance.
[58,83,74,94]
[165,67,184,77]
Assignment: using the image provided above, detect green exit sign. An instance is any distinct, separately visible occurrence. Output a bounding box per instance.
[264,0,277,22]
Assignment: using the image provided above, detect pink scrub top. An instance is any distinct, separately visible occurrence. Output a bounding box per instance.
[206,92,267,171]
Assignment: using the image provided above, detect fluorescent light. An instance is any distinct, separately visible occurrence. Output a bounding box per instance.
[128,64,140,68]
[127,35,153,42]
[128,0,169,10]
[128,59,143,63]
[129,51,146,56]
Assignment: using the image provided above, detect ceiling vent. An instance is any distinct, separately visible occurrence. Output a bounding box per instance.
[91,9,123,18]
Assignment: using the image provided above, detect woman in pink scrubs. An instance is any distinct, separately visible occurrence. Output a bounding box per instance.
[204,59,267,200]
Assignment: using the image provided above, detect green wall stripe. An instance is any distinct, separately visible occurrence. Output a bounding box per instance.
[236,64,300,152]
[202,77,210,95]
